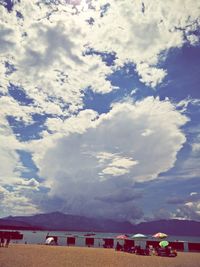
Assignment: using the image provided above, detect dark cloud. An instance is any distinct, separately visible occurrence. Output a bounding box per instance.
[152,208,172,220]
[38,195,144,222]
[166,196,186,205]
[188,193,200,202]
[95,188,143,203]
[166,193,200,205]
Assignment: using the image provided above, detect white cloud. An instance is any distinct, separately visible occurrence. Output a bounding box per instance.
[0,185,40,216]
[0,104,41,214]
[0,2,114,117]
[45,109,98,134]
[170,130,200,180]
[12,178,40,191]
[171,192,200,220]
[0,121,23,184]
[159,101,200,182]
[187,34,199,45]
[177,98,200,112]
[136,63,167,88]
[162,154,200,181]
[0,131,40,214]
[172,201,200,220]
[87,0,200,86]
[100,166,129,177]
[141,128,154,137]
[97,152,138,178]
[0,0,199,125]
[0,0,199,219]
[0,96,33,123]
[192,143,200,152]
[190,192,198,196]
[30,97,188,219]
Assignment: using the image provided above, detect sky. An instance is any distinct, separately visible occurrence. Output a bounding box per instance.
[0,0,200,223]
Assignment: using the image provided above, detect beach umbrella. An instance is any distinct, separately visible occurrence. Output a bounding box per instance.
[153,232,168,239]
[116,234,129,239]
[131,233,147,239]
[159,240,169,248]
[45,237,54,245]
[131,233,147,248]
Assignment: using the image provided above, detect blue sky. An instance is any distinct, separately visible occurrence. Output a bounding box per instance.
[0,0,200,223]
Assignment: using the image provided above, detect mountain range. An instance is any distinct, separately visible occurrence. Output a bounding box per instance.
[0,212,200,236]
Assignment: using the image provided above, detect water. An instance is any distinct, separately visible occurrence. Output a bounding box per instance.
[9,230,200,246]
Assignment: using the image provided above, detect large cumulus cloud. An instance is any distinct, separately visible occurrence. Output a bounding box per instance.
[32,97,188,221]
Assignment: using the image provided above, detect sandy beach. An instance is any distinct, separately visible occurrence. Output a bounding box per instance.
[0,244,200,267]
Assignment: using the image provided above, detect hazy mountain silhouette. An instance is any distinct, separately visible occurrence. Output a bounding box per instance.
[1,212,133,232]
[134,219,200,236]
[1,212,200,235]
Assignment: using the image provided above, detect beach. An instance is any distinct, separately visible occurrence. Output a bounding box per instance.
[0,244,200,267]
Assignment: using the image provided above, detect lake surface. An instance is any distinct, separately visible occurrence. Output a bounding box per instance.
[10,230,200,246]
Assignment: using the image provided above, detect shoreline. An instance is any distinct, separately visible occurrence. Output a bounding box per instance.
[0,244,200,267]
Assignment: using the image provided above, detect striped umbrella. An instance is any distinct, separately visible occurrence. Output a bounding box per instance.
[116,234,129,239]
[153,232,168,239]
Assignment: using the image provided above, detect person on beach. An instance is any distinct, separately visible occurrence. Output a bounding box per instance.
[45,233,49,242]
[116,242,122,251]
[5,236,11,248]
[0,236,5,247]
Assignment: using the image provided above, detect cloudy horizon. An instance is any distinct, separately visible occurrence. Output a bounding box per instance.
[0,0,200,223]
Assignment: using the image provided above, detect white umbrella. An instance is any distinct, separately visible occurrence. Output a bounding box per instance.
[131,233,147,239]
[45,237,54,245]
[131,233,147,249]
